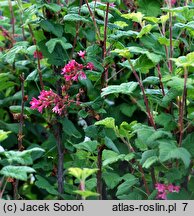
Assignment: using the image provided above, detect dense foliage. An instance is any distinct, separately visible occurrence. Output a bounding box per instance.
[1,0,194,200]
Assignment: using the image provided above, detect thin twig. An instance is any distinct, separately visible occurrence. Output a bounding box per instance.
[18,73,25,151]
[79,181,85,200]
[28,24,44,90]
[102,3,110,86]
[53,122,64,198]
[179,67,188,146]
[128,59,156,129]
[53,66,64,199]
[157,64,165,96]
[97,145,105,200]
[8,0,15,36]
[85,0,101,42]
[71,0,83,58]
[169,12,173,73]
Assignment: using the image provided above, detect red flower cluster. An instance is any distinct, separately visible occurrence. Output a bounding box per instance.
[61,60,94,82]
[30,89,72,115]
[34,50,43,59]
[155,183,180,200]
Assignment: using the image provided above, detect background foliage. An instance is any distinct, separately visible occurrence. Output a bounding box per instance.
[1,0,194,200]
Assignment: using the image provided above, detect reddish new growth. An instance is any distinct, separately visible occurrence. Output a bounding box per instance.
[34,50,43,59]
[61,59,94,82]
[30,89,72,115]
[155,183,180,200]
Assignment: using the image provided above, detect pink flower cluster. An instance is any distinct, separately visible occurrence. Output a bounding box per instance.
[30,89,71,115]
[61,59,94,82]
[155,183,180,200]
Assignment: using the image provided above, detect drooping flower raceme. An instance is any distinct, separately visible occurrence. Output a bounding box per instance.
[30,54,94,115]
[155,183,180,200]
[30,89,72,115]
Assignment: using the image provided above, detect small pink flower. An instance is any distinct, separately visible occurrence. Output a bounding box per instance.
[52,104,62,115]
[64,75,72,81]
[30,97,41,109]
[34,50,43,59]
[157,192,167,200]
[78,50,86,58]
[79,71,86,80]
[167,184,174,192]
[109,3,116,7]
[37,105,44,113]
[86,62,94,70]
[155,183,166,193]
[72,74,79,82]
[173,185,180,193]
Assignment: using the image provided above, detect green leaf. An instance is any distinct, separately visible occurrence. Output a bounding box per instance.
[0,81,15,92]
[9,105,33,115]
[144,16,159,24]
[68,168,98,181]
[104,136,119,153]
[74,141,99,153]
[78,110,88,118]
[142,156,158,169]
[182,133,194,157]
[188,176,194,192]
[3,148,44,165]
[40,20,63,37]
[109,30,138,40]
[159,142,191,168]
[46,38,72,53]
[0,166,35,181]
[114,21,128,29]
[101,82,138,97]
[140,150,158,165]
[116,175,138,196]
[64,14,90,23]
[133,55,156,73]
[0,120,19,133]
[0,130,11,142]
[138,0,161,17]
[165,168,183,182]
[35,175,58,195]
[61,118,82,138]
[154,113,176,130]
[95,117,116,129]
[102,150,126,166]
[122,12,144,24]
[119,103,137,117]
[103,172,122,189]
[4,41,29,64]
[171,52,194,68]
[137,24,153,38]
[44,3,61,12]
